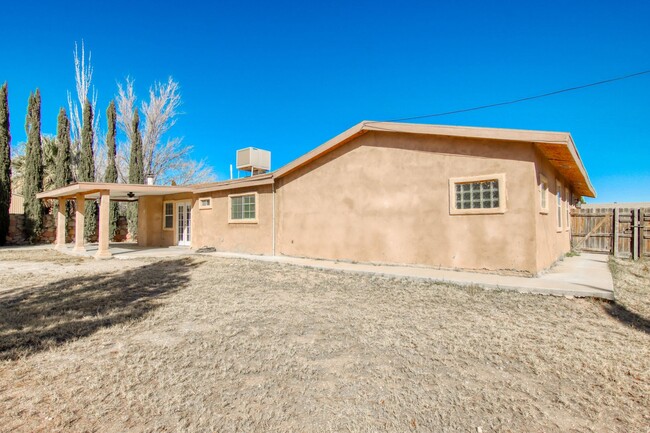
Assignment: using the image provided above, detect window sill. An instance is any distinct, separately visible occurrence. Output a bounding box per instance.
[540,209,549,215]
[228,219,259,224]
[450,208,506,216]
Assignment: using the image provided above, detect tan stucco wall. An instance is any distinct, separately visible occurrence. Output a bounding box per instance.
[138,193,194,247]
[137,131,575,274]
[192,185,274,255]
[533,149,572,271]
[275,131,541,274]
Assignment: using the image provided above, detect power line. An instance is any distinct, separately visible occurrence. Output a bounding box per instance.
[374,68,650,123]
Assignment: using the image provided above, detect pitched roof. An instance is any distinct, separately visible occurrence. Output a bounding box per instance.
[273,121,596,197]
[37,121,596,199]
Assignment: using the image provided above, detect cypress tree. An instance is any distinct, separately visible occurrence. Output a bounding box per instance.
[55,108,72,188]
[128,108,144,184]
[0,83,11,246]
[79,99,97,241]
[105,100,120,239]
[127,108,144,237]
[23,90,44,241]
[78,99,95,182]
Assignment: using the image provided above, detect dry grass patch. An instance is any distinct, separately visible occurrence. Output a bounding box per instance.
[0,250,648,432]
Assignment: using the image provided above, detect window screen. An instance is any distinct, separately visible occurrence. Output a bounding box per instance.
[455,180,499,210]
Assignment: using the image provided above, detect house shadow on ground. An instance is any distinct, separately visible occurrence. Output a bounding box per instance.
[602,302,650,335]
[0,258,200,361]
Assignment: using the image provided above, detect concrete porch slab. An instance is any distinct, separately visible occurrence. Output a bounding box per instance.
[53,243,195,259]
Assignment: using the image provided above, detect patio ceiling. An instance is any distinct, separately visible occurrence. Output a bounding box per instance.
[36,182,193,201]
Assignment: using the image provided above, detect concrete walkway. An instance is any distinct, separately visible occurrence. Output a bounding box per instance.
[4,244,614,300]
[207,251,615,300]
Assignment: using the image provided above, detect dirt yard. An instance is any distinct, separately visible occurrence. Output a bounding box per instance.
[0,248,648,432]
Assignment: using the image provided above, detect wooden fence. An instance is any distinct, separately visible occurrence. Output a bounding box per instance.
[571,206,649,259]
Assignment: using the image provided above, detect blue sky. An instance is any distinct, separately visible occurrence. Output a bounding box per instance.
[1,0,649,203]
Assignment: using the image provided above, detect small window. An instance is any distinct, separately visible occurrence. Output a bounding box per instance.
[163,202,174,230]
[229,193,257,223]
[199,197,212,209]
[449,174,506,215]
[565,187,570,232]
[539,174,548,213]
[556,180,563,231]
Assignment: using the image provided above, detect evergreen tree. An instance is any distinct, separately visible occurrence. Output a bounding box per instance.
[128,108,144,184]
[22,90,44,241]
[127,108,144,237]
[0,83,11,246]
[55,108,72,188]
[79,99,97,241]
[105,100,120,239]
[78,99,95,182]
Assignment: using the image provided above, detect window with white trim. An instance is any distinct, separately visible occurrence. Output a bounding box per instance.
[449,174,506,215]
[565,187,570,231]
[199,197,212,209]
[556,180,563,230]
[539,174,548,213]
[229,193,257,222]
[163,202,174,230]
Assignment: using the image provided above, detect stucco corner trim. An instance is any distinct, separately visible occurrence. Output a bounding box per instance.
[448,173,507,215]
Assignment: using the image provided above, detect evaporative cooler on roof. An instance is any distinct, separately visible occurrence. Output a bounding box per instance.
[236,147,271,175]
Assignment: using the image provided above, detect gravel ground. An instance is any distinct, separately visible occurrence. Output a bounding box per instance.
[0,249,648,432]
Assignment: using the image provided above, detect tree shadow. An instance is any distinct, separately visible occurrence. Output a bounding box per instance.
[0,257,201,360]
[602,302,650,335]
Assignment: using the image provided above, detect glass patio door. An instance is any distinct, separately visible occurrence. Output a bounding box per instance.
[177,202,191,246]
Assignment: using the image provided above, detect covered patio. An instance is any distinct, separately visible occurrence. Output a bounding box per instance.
[36,182,192,259]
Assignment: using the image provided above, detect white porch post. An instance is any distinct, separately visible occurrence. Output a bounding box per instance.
[95,190,112,259]
[73,193,86,252]
[55,197,66,249]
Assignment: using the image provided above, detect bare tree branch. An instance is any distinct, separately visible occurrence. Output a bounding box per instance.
[67,40,100,180]
[115,77,215,185]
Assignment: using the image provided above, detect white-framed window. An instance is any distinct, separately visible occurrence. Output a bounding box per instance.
[228,192,258,223]
[556,180,563,231]
[198,197,212,210]
[565,187,570,232]
[539,174,548,214]
[449,173,507,215]
[163,201,174,230]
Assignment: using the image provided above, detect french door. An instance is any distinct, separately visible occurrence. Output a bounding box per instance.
[177,202,192,246]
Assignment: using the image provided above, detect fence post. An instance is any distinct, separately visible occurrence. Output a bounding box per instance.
[613,207,619,257]
[639,208,648,258]
[632,209,639,260]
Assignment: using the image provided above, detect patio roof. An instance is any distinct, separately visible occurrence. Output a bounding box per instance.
[36,182,193,201]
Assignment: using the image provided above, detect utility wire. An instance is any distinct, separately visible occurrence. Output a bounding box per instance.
[373,68,650,123]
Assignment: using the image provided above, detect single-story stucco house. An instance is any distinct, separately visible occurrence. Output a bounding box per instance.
[37,121,595,274]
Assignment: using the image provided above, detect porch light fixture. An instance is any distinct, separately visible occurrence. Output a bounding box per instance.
[127,192,135,199]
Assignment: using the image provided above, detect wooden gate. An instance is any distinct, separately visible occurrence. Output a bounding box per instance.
[571,206,649,259]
